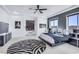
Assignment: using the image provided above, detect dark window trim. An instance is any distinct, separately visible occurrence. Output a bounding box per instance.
[67,12,79,17]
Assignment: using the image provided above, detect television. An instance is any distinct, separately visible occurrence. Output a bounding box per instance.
[0,22,9,34]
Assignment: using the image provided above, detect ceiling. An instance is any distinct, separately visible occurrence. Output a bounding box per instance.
[0,5,78,17]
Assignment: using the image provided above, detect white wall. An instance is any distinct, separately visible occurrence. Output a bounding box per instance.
[8,15,37,38]
[0,8,47,38]
[0,8,9,23]
[8,15,26,38]
[37,16,47,36]
[9,15,47,38]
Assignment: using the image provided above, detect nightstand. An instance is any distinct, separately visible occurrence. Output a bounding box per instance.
[68,33,79,47]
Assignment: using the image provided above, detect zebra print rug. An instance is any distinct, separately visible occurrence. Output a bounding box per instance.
[7,39,46,54]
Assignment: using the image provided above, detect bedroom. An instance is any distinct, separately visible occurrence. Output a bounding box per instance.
[0,5,79,54]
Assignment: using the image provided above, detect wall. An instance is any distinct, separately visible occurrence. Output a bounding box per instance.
[58,15,66,29]
[0,7,47,38]
[8,15,26,38]
[0,8,9,23]
[37,16,47,36]
[8,15,47,38]
[0,6,47,38]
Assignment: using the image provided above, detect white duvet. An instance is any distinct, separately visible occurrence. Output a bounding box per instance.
[39,33,55,44]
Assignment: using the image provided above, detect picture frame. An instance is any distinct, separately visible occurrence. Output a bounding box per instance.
[26,20,35,31]
[15,21,21,29]
[39,24,46,28]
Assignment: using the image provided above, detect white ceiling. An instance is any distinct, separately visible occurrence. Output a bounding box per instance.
[0,5,78,17]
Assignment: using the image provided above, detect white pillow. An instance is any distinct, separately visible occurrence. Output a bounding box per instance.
[63,30,69,35]
[58,28,63,34]
[54,33,64,37]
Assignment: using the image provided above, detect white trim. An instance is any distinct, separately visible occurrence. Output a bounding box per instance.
[66,16,68,30]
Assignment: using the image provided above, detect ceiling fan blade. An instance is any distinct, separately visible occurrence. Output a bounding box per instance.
[39,9,47,10]
[37,5,39,9]
[39,10,43,13]
[35,9,39,10]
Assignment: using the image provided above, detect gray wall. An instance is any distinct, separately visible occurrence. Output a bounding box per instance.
[58,15,66,29]
[48,7,79,29]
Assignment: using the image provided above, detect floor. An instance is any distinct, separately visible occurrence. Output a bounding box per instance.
[0,36,79,54]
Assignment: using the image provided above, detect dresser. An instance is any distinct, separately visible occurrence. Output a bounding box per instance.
[68,33,79,47]
[0,22,11,46]
[0,32,12,46]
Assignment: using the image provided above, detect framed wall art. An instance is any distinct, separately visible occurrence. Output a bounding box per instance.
[39,24,46,28]
[15,21,21,29]
[26,20,35,31]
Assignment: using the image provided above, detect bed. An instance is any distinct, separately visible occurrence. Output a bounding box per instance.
[39,33,69,46]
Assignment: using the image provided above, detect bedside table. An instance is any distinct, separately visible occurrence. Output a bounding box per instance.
[68,37,79,47]
[68,33,79,47]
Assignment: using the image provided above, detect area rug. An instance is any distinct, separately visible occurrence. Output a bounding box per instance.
[7,39,46,54]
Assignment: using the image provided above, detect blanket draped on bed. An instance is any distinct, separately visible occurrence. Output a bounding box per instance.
[44,33,69,44]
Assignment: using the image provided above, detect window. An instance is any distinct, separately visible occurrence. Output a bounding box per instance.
[49,20,58,33]
[54,20,58,26]
[68,15,77,26]
[67,13,79,32]
[50,20,58,28]
[50,21,54,27]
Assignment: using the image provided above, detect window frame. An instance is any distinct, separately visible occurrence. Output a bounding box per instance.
[66,12,79,30]
[49,19,58,28]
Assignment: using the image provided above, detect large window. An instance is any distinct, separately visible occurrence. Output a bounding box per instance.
[67,13,79,32]
[68,14,77,26]
[50,20,58,28]
[49,20,58,33]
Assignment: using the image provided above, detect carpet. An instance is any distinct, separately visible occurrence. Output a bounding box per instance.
[7,39,46,54]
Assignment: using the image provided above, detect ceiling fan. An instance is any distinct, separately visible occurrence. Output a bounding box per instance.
[29,5,47,14]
